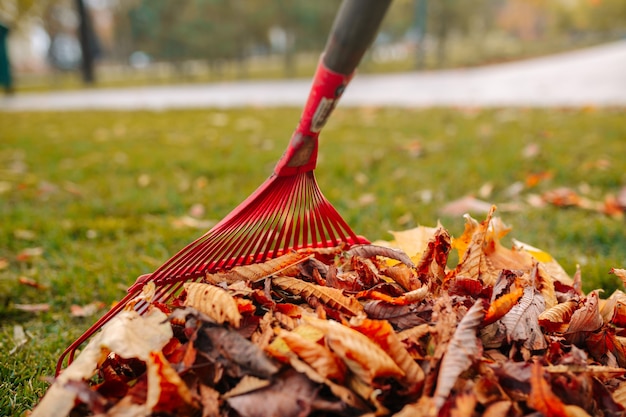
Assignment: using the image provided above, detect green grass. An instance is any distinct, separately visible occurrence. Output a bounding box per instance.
[1,107,625,415]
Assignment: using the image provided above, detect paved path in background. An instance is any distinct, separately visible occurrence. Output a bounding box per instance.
[1,40,625,111]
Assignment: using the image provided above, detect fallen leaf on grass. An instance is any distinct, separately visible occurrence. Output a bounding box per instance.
[171,215,216,230]
[16,247,44,261]
[18,276,47,290]
[13,229,37,240]
[70,302,105,318]
[14,303,50,313]
[440,196,494,217]
[10,324,29,354]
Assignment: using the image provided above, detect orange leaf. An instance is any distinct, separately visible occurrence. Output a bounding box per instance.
[304,316,405,384]
[528,360,568,417]
[484,285,524,326]
[349,316,424,388]
[279,329,347,382]
[18,276,47,290]
[146,351,197,414]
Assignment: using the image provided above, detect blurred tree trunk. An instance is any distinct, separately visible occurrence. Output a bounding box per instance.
[434,0,451,68]
[0,23,12,94]
[414,0,428,70]
[76,0,95,84]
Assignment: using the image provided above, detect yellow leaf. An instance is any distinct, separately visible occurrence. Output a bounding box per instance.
[375,225,439,264]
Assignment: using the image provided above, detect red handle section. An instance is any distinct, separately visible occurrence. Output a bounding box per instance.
[274,60,352,177]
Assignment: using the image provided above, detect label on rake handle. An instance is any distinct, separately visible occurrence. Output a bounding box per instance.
[302,61,351,136]
[274,61,352,176]
[311,97,337,133]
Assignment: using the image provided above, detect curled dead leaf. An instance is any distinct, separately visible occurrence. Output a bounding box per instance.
[305,316,405,385]
[273,276,363,316]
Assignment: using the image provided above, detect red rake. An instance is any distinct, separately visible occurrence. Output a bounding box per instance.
[56,0,392,375]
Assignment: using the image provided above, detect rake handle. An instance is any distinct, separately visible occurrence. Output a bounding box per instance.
[274,0,392,176]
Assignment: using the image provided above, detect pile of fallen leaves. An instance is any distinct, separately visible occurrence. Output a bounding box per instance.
[32,207,626,417]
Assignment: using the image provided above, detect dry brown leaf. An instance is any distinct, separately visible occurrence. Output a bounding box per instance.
[184,282,241,327]
[286,354,369,412]
[434,300,485,411]
[612,380,626,406]
[200,326,279,378]
[450,209,501,286]
[222,375,271,399]
[500,287,548,351]
[146,351,198,414]
[206,251,314,284]
[415,226,451,288]
[527,361,568,416]
[382,263,421,291]
[527,361,592,417]
[272,275,364,316]
[348,316,424,388]
[18,276,47,289]
[225,370,341,417]
[393,397,438,417]
[611,268,626,288]
[346,244,415,268]
[450,391,478,417]
[566,291,603,335]
[279,329,346,382]
[305,316,405,384]
[538,299,578,333]
[482,400,513,417]
[199,384,221,417]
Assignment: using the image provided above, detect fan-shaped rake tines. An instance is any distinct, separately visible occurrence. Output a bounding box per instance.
[148,170,366,282]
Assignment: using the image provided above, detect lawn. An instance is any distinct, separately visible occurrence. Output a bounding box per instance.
[1,107,625,415]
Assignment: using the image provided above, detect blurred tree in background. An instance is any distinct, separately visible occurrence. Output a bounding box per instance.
[0,0,625,88]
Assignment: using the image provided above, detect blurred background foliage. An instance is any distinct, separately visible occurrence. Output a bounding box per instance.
[0,0,625,90]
